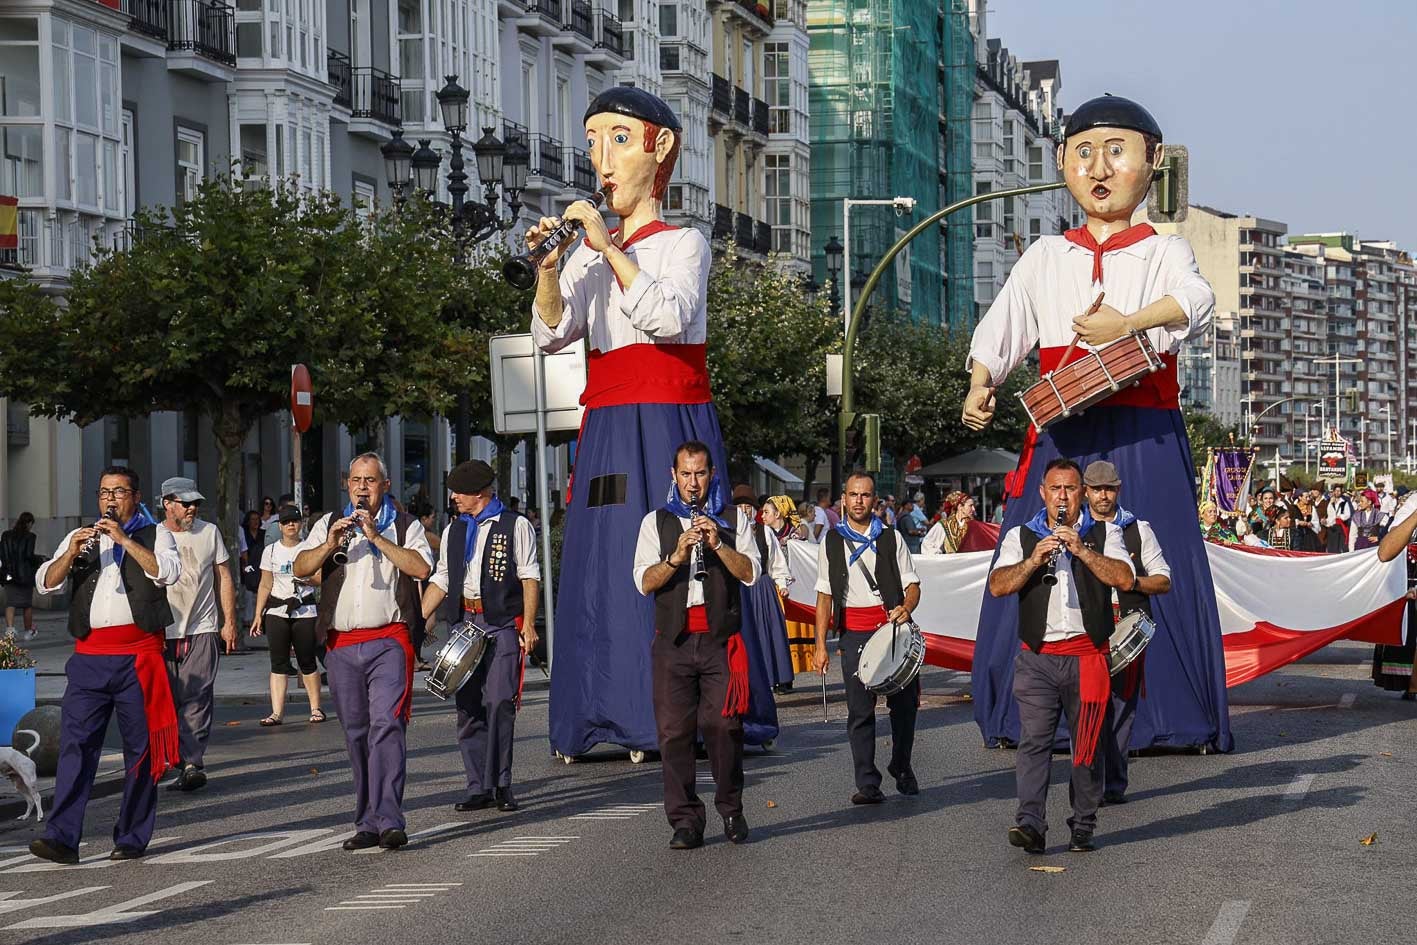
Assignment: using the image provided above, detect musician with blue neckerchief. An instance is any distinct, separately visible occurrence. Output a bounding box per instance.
[813,470,922,806]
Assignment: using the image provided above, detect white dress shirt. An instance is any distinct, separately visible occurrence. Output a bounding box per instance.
[762,530,792,592]
[633,509,761,604]
[992,522,1135,642]
[36,527,182,629]
[1392,494,1417,531]
[532,227,711,354]
[1097,517,1170,581]
[302,512,433,631]
[967,233,1215,385]
[429,514,541,598]
[813,523,921,609]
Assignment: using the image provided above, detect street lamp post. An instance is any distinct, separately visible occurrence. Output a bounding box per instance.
[824,235,844,498]
[1315,354,1362,448]
[380,75,529,464]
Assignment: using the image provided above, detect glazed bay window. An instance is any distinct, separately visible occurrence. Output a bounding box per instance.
[763,42,789,134]
[51,19,123,215]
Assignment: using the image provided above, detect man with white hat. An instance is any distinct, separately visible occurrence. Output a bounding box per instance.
[159,476,237,792]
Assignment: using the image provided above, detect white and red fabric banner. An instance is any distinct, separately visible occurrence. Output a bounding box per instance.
[783,531,1408,688]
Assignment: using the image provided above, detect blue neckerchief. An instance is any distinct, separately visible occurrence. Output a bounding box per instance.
[342,495,398,559]
[460,496,506,569]
[1025,505,1096,544]
[663,476,730,529]
[113,504,157,567]
[834,517,883,566]
[1109,504,1137,529]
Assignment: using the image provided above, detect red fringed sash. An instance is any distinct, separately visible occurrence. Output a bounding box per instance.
[1029,635,1111,768]
[75,624,180,782]
[327,622,415,723]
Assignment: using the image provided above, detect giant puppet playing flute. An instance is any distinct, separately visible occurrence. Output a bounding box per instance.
[524,88,777,763]
[962,94,1233,758]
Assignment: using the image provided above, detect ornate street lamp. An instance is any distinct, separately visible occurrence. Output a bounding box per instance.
[381,129,414,195]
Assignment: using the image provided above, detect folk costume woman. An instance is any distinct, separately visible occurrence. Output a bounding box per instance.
[962,95,1232,754]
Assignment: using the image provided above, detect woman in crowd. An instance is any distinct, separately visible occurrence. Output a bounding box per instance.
[921,490,975,554]
[249,507,324,725]
[764,495,816,676]
[762,494,806,544]
[1,512,41,640]
[1198,502,1239,543]
[258,496,278,527]
[237,509,266,623]
[733,488,795,695]
[795,500,820,542]
[1350,489,1383,551]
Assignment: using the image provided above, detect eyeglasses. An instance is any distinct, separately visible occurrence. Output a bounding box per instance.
[97,488,133,500]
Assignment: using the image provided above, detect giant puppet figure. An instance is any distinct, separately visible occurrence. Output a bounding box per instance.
[529,88,775,758]
[962,95,1233,753]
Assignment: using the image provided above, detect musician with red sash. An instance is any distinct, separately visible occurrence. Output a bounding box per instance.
[989,459,1135,854]
[962,94,1231,756]
[813,470,922,805]
[294,452,432,852]
[528,88,733,761]
[29,467,182,865]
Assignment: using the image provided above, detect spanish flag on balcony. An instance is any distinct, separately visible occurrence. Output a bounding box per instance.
[0,196,17,251]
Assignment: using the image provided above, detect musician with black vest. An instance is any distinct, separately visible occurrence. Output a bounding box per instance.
[1082,460,1171,805]
[988,458,1134,854]
[294,452,432,852]
[421,460,540,814]
[812,470,922,804]
[29,467,182,865]
[634,441,760,850]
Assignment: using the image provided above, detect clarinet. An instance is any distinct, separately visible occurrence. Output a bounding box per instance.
[689,488,708,582]
[331,498,368,567]
[1040,503,1068,587]
[78,506,119,564]
[503,185,613,290]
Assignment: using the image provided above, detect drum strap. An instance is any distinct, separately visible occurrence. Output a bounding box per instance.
[853,561,899,662]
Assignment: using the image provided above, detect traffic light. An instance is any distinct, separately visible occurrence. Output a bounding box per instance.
[1147,144,1189,224]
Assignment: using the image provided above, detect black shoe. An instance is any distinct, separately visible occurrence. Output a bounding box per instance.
[29,838,80,865]
[669,828,704,850]
[724,815,749,844]
[1102,790,1127,805]
[168,764,207,792]
[455,793,494,812]
[850,786,885,805]
[342,831,380,851]
[379,828,408,850]
[1007,824,1046,854]
[108,845,145,861]
[1068,828,1096,852]
[888,764,919,796]
[495,788,519,812]
[772,683,794,694]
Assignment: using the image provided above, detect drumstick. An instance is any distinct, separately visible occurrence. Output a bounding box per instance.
[1056,292,1106,370]
[821,671,829,722]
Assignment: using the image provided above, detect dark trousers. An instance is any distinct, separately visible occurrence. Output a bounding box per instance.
[264,615,320,675]
[165,634,219,769]
[46,653,158,852]
[325,637,408,833]
[651,631,744,832]
[1012,648,1104,835]
[1103,679,1139,796]
[454,617,521,795]
[838,630,919,791]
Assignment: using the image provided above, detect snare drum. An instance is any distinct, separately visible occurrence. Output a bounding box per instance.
[855,622,926,696]
[425,621,490,700]
[1017,332,1164,433]
[1107,610,1156,675]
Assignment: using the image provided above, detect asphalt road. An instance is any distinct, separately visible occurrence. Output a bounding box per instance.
[0,640,1412,945]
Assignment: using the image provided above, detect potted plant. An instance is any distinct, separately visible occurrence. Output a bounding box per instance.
[0,632,36,747]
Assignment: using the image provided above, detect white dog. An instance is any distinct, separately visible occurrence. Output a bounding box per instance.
[0,729,43,822]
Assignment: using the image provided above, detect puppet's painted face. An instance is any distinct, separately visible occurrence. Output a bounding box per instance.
[585,112,675,217]
[1057,127,1160,221]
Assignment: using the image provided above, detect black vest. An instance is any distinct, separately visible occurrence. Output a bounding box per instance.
[68,524,173,640]
[824,526,905,629]
[1113,520,1151,618]
[437,514,525,628]
[1016,525,1114,652]
[315,511,421,635]
[752,522,770,572]
[653,507,742,644]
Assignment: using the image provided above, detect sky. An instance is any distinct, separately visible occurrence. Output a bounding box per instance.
[986,0,1417,248]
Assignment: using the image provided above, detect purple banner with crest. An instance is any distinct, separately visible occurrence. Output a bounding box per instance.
[1212,449,1251,513]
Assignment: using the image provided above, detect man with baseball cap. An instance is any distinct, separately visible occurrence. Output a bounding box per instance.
[421,460,540,813]
[159,476,238,792]
[1082,460,1171,804]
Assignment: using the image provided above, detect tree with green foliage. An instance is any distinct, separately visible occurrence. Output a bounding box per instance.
[1182,408,1241,482]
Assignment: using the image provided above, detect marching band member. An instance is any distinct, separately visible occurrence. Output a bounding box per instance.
[29,467,182,864]
[634,442,760,850]
[421,460,540,814]
[813,471,923,804]
[1081,461,1171,805]
[530,87,727,763]
[294,453,432,852]
[989,460,1134,853]
[962,94,1229,757]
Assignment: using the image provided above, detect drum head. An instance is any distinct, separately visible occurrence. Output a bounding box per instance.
[857,623,913,689]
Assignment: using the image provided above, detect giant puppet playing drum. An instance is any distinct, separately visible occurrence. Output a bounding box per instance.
[526,88,776,759]
[961,94,1232,753]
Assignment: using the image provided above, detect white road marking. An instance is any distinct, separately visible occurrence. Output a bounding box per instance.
[326,905,407,911]
[383,883,464,888]
[3,836,183,873]
[1284,774,1316,799]
[351,822,462,855]
[0,887,111,916]
[147,830,329,864]
[326,883,459,912]
[570,803,660,820]
[1337,692,1356,708]
[4,880,212,929]
[0,843,89,871]
[1201,900,1251,945]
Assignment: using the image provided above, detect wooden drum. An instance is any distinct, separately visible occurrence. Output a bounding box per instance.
[1016,332,1164,433]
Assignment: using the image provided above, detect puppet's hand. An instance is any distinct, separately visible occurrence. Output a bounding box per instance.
[1071,303,1129,346]
[564,200,613,254]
